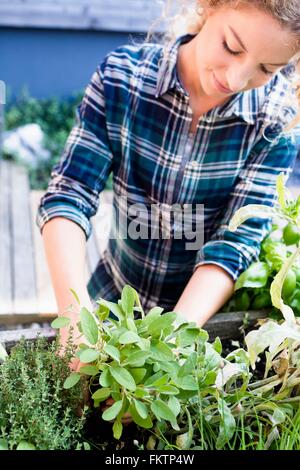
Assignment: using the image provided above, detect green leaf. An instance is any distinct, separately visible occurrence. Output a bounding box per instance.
[51,316,71,329]
[99,367,112,387]
[80,307,99,345]
[159,385,179,395]
[142,307,163,327]
[133,398,148,419]
[104,344,120,363]
[0,439,8,450]
[102,400,123,421]
[110,365,136,391]
[95,304,110,322]
[178,352,197,377]
[79,365,99,376]
[150,400,177,423]
[216,399,236,449]
[92,387,111,402]
[130,368,147,384]
[97,299,124,321]
[270,246,300,324]
[119,331,140,344]
[168,396,181,417]
[129,404,153,428]
[148,312,177,337]
[63,372,81,389]
[176,328,200,347]
[235,262,270,291]
[134,387,148,398]
[16,441,36,450]
[121,285,136,316]
[79,348,100,363]
[123,350,150,367]
[174,375,198,391]
[70,288,80,305]
[126,317,137,332]
[150,341,174,361]
[113,420,123,440]
[0,342,8,362]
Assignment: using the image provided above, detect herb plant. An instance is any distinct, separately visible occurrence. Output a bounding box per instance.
[223,174,300,317]
[0,335,87,450]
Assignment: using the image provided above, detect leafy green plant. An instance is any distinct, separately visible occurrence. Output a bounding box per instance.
[223,174,300,317]
[0,335,87,450]
[4,89,113,190]
[51,281,300,451]
[53,286,207,441]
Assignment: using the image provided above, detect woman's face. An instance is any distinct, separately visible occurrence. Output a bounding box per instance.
[191,3,298,98]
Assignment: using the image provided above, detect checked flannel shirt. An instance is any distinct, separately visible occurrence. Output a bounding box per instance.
[37,33,300,313]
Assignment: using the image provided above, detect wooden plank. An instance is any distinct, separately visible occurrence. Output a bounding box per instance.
[0,161,13,316]
[0,309,271,353]
[11,164,38,315]
[30,190,57,316]
[205,309,269,341]
[0,327,56,352]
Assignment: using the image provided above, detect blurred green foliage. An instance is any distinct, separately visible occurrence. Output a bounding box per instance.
[4,88,113,191]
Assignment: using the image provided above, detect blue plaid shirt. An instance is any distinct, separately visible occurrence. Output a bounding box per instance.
[37,34,300,312]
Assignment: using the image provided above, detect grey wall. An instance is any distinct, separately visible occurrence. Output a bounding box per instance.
[0,27,146,102]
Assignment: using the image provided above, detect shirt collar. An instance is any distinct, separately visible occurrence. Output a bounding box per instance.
[152,33,298,127]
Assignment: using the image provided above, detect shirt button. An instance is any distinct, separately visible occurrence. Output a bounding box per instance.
[191,160,198,166]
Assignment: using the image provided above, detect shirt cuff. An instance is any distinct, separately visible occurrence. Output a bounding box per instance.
[36,201,92,240]
[193,240,258,282]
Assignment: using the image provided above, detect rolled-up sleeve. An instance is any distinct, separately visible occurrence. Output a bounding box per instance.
[193,131,299,281]
[36,57,113,239]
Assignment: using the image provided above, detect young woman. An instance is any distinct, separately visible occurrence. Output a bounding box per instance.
[37,0,300,364]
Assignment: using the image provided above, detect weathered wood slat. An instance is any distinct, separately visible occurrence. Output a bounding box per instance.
[0,0,162,32]
[11,164,38,315]
[0,327,56,351]
[0,310,270,353]
[204,309,269,341]
[0,161,13,315]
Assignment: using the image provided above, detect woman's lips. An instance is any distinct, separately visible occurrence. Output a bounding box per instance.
[213,73,232,94]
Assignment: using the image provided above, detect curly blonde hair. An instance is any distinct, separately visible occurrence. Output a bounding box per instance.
[146,0,300,131]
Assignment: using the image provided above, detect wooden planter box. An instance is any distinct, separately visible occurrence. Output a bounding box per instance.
[0,309,269,351]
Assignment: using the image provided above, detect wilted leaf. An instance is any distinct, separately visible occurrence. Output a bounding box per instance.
[228,204,276,232]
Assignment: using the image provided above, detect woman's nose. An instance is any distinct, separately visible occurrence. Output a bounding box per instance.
[226,66,252,93]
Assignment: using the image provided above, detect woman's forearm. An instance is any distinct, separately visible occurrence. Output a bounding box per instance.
[173,264,235,327]
[41,217,93,316]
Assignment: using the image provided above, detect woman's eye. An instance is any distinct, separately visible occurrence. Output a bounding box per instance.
[222,40,274,76]
[222,40,241,56]
[260,65,273,76]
